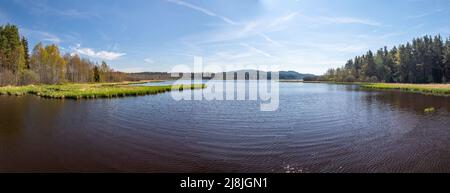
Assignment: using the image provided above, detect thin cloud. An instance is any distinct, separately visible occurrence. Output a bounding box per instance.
[240,43,274,58]
[320,16,381,26]
[144,58,155,64]
[268,12,299,28]
[21,28,61,43]
[13,0,102,19]
[73,44,126,61]
[166,0,286,56]
[259,33,282,46]
[165,0,236,25]
[406,8,444,19]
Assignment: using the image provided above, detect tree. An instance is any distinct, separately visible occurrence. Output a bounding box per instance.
[0,24,127,86]
[0,24,26,85]
[100,61,111,82]
[93,65,100,82]
[22,37,30,69]
[443,38,450,82]
[362,50,377,80]
[321,34,450,84]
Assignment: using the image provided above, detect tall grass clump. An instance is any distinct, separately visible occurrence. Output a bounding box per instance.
[0,82,206,99]
[361,83,450,96]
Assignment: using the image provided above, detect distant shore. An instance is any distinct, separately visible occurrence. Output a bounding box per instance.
[303,81,450,96]
[361,83,450,96]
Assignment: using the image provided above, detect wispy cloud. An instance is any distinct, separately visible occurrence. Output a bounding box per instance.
[319,16,382,26]
[165,0,236,25]
[72,44,126,61]
[13,0,102,19]
[21,29,61,43]
[144,58,155,64]
[406,8,444,19]
[268,12,299,28]
[166,0,291,59]
[240,43,274,58]
[180,11,299,47]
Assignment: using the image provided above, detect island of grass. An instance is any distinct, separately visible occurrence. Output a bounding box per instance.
[361,83,450,96]
[0,81,206,99]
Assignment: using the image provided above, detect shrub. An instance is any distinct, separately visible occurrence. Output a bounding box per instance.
[344,75,356,82]
[0,70,17,86]
[21,70,40,85]
[367,76,378,83]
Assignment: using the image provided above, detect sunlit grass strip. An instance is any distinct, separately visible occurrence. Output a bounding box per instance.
[0,83,206,99]
[361,83,450,96]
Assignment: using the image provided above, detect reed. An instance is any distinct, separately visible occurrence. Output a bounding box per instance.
[0,82,206,99]
[361,83,450,96]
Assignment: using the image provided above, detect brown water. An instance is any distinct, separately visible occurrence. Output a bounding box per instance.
[1,82,450,173]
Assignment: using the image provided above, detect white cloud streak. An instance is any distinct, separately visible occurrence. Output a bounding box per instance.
[73,44,126,60]
[144,58,155,63]
[13,0,102,19]
[406,8,444,19]
[165,0,236,25]
[240,43,274,58]
[21,29,61,43]
[319,16,381,26]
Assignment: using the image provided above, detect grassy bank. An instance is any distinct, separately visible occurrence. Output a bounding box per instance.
[361,83,450,96]
[0,81,206,99]
[303,81,365,85]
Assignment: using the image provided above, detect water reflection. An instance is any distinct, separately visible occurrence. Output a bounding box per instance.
[1,83,450,172]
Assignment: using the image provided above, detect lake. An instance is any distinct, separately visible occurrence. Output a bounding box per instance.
[1,82,450,172]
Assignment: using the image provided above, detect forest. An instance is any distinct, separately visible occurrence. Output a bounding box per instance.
[314,35,450,83]
[0,24,127,86]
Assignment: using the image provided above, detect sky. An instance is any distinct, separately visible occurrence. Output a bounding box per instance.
[0,0,450,74]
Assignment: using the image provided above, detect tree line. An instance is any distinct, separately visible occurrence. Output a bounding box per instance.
[314,35,450,83]
[0,24,127,86]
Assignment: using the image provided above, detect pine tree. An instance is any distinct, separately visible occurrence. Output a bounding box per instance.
[363,50,377,81]
[93,65,100,82]
[443,38,450,82]
[22,37,30,69]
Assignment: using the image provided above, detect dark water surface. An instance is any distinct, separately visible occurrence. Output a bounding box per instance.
[1,82,450,172]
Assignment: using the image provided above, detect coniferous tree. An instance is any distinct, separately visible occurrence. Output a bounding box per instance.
[0,24,128,86]
[321,34,450,84]
[22,37,30,69]
[443,38,450,82]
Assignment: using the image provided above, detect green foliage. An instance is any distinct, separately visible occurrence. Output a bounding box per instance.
[93,65,100,82]
[321,35,450,84]
[0,24,26,85]
[0,23,128,86]
[20,69,40,85]
[22,37,30,69]
[424,107,436,113]
[361,83,450,96]
[0,82,206,99]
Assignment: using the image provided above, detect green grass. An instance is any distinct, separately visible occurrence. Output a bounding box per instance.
[361,83,450,96]
[0,82,206,99]
[424,107,436,113]
[303,81,366,85]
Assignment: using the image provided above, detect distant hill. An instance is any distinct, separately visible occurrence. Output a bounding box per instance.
[279,71,315,80]
[126,70,315,80]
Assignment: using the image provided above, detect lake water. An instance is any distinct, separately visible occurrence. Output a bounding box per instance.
[1,82,450,172]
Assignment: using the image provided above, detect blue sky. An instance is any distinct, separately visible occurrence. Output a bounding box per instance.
[1,0,450,74]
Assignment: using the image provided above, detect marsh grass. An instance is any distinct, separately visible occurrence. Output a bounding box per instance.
[361,83,450,96]
[424,107,436,113]
[0,82,206,99]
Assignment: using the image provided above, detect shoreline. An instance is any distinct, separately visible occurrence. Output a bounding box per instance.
[361,83,450,97]
[304,81,450,97]
[0,81,206,99]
